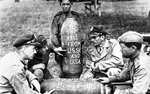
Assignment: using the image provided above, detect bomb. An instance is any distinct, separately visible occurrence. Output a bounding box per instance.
[41,79,106,94]
[60,17,82,78]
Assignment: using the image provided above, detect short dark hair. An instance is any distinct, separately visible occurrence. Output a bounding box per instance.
[120,42,142,50]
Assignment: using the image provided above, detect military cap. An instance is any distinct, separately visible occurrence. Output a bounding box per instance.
[118,31,143,43]
[13,34,42,48]
[89,25,109,38]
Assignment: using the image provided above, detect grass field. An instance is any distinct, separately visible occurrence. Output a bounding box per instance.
[0,0,149,58]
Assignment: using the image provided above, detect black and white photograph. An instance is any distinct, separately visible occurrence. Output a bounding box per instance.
[0,0,150,94]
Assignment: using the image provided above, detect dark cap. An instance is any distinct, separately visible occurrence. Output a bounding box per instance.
[13,34,42,48]
[35,35,47,47]
[89,25,109,38]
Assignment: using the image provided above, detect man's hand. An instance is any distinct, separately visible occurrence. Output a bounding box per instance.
[34,69,44,82]
[91,62,104,72]
[31,79,41,93]
[90,62,100,72]
[95,77,110,84]
[54,47,66,56]
[85,60,99,71]
[86,60,95,68]
[80,70,94,80]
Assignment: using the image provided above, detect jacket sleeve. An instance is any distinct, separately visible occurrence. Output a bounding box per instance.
[131,65,150,94]
[9,68,39,94]
[96,40,123,71]
[26,70,38,83]
[51,15,61,49]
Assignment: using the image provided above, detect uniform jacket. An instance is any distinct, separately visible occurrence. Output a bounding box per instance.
[84,39,123,71]
[0,52,38,94]
[109,53,150,94]
[51,11,82,49]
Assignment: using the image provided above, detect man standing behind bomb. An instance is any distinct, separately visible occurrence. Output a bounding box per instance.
[50,0,84,78]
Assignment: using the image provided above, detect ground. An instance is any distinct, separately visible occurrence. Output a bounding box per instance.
[0,0,149,58]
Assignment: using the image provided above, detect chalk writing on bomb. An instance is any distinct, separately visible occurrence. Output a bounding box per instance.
[67,41,81,64]
[61,18,82,65]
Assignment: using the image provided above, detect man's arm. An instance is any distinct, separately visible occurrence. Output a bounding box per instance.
[26,70,41,93]
[109,67,130,82]
[98,67,131,84]
[51,15,61,49]
[32,63,45,81]
[131,65,150,94]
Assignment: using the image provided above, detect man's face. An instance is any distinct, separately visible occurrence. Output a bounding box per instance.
[119,43,134,58]
[61,0,71,13]
[23,45,37,60]
[90,35,105,46]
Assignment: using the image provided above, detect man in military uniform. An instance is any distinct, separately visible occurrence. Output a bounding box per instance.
[80,25,123,79]
[98,31,150,94]
[80,25,123,94]
[0,34,42,94]
[50,0,84,78]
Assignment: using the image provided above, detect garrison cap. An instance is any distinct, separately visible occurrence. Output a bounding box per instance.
[13,34,43,48]
[89,25,109,38]
[118,31,143,43]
